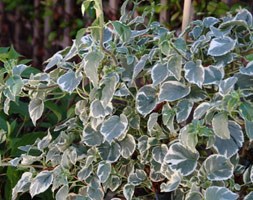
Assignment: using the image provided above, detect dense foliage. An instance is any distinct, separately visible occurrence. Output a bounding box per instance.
[1,1,253,199]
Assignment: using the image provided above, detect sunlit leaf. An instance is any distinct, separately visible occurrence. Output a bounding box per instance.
[57,70,82,93]
[208,36,236,56]
[136,85,157,116]
[165,142,199,176]
[205,186,238,200]
[100,114,128,144]
[29,98,44,126]
[203,155,233,181]
[184,60,204,88]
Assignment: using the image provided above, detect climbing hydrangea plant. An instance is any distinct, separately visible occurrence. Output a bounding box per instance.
[2,1,253,199]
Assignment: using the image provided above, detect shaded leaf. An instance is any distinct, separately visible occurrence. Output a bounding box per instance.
[159,81,190,102]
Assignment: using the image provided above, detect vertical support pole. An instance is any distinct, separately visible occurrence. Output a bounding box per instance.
[181,0,193,32]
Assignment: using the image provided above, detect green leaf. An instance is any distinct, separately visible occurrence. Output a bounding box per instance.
[81,0,93,16]
[244,192,253,200]
[37,131,52,151]
[160,171,181,192]
[184,60,204,88]
[239,101,253,121]
[44,53,62,71]
[245,120,253,140]
[101,74,118,107]
[97,161,111,183]
[12,172,32,200]
[77,165,93,181]
[132,54,149,82]
[29,98,44,126]
[100,114,128,144]
[203,17,219,27]
[3,75,24,101]
[162,104,175,132]
[83,125,104,147]
[203,155,233,181]
[234,9,253,27]
[112,21,131,42]
[12,64,28,76]
[205,186,238,200]
[185,192,203,200]
[204,65,223,85]
[151,63,169,86]
[212,112,230,139]
[128,169,146,186]
[119,134,136,159]
[152,144,168,164]
[136,85,157,116]
[90,99,112,118]
[213,121,244,158]
[29,171,53,198]
[165,142,199,176]
[82,51,104,87]
[57,70,82,93]
[167,56,182,81]
[179,125,198,152]
[55,185,69,200]
[98,141,121,163]
[208,36,236,56]
[176,100,193,123]
[240,60,253,75]
[123,184,134,200]
[219,77,238,96]
[159,81,190,102]
[193,102,210,119]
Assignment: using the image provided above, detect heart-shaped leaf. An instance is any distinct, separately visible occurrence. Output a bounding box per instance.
[57,70,82,93]
[100,114,128,143]
[205,186,238,200]
[184,60,204,88]
[203,155,233,181]
[159,81,190,102]
[136,85,157,116]
[165,142,199,176]
[208,36,236,56]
